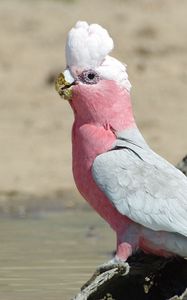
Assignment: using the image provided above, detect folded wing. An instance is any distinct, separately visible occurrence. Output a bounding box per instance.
[92,140,187,237]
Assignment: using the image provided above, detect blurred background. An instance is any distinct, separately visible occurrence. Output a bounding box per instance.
[0,0,187,299]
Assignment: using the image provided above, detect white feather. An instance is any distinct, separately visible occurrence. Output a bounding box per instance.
[96,55,131,92]
[66,21,114,69]
[65,21,131,92]
[63,69,74,84]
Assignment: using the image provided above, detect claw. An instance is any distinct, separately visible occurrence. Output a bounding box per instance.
[96,257,130,276]
[81,258,130,290]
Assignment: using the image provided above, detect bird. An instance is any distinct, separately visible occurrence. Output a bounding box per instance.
[55,21,187,271]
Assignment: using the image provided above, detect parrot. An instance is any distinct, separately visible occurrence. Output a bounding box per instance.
[55,21,187,271]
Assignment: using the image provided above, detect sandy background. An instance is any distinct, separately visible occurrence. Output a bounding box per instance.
[0,0,187,212]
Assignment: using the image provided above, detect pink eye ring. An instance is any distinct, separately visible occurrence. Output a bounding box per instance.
[78,69,100,84]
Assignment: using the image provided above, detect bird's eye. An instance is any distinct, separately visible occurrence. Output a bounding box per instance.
[78,70,100,85]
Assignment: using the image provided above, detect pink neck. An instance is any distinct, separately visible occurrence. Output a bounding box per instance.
[71,80,135,132]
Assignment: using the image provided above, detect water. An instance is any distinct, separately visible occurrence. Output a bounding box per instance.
[0,210,114,300]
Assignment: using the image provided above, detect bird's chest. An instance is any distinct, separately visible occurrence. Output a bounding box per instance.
[72,122,115,200]
[71,122,130,233]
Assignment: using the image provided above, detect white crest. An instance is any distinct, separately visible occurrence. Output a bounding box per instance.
[66,21,114,69]
[65,21,131,92]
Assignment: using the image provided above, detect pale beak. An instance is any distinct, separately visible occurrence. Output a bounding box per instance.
[55,69,75,100]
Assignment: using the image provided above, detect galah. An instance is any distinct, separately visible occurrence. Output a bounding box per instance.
[55,21,187,268]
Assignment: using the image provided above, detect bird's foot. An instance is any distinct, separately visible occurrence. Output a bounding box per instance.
[96,256,130,275]
[81,257,129,290]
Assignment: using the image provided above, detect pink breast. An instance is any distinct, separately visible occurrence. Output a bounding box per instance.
[72,121,131,233]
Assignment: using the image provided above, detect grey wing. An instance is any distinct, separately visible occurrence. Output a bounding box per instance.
[92,145,187,237]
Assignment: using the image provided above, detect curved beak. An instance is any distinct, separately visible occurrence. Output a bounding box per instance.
[55,69,75,100]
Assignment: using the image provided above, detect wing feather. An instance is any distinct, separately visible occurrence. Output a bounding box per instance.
[92,145,187,237]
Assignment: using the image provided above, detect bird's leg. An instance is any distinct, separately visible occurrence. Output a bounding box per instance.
[89,238,130,277]
[93,241,132,276]
[81,242,131,289]
[116,241,133,261]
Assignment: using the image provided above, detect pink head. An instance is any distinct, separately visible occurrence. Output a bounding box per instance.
[56,21,135,131]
